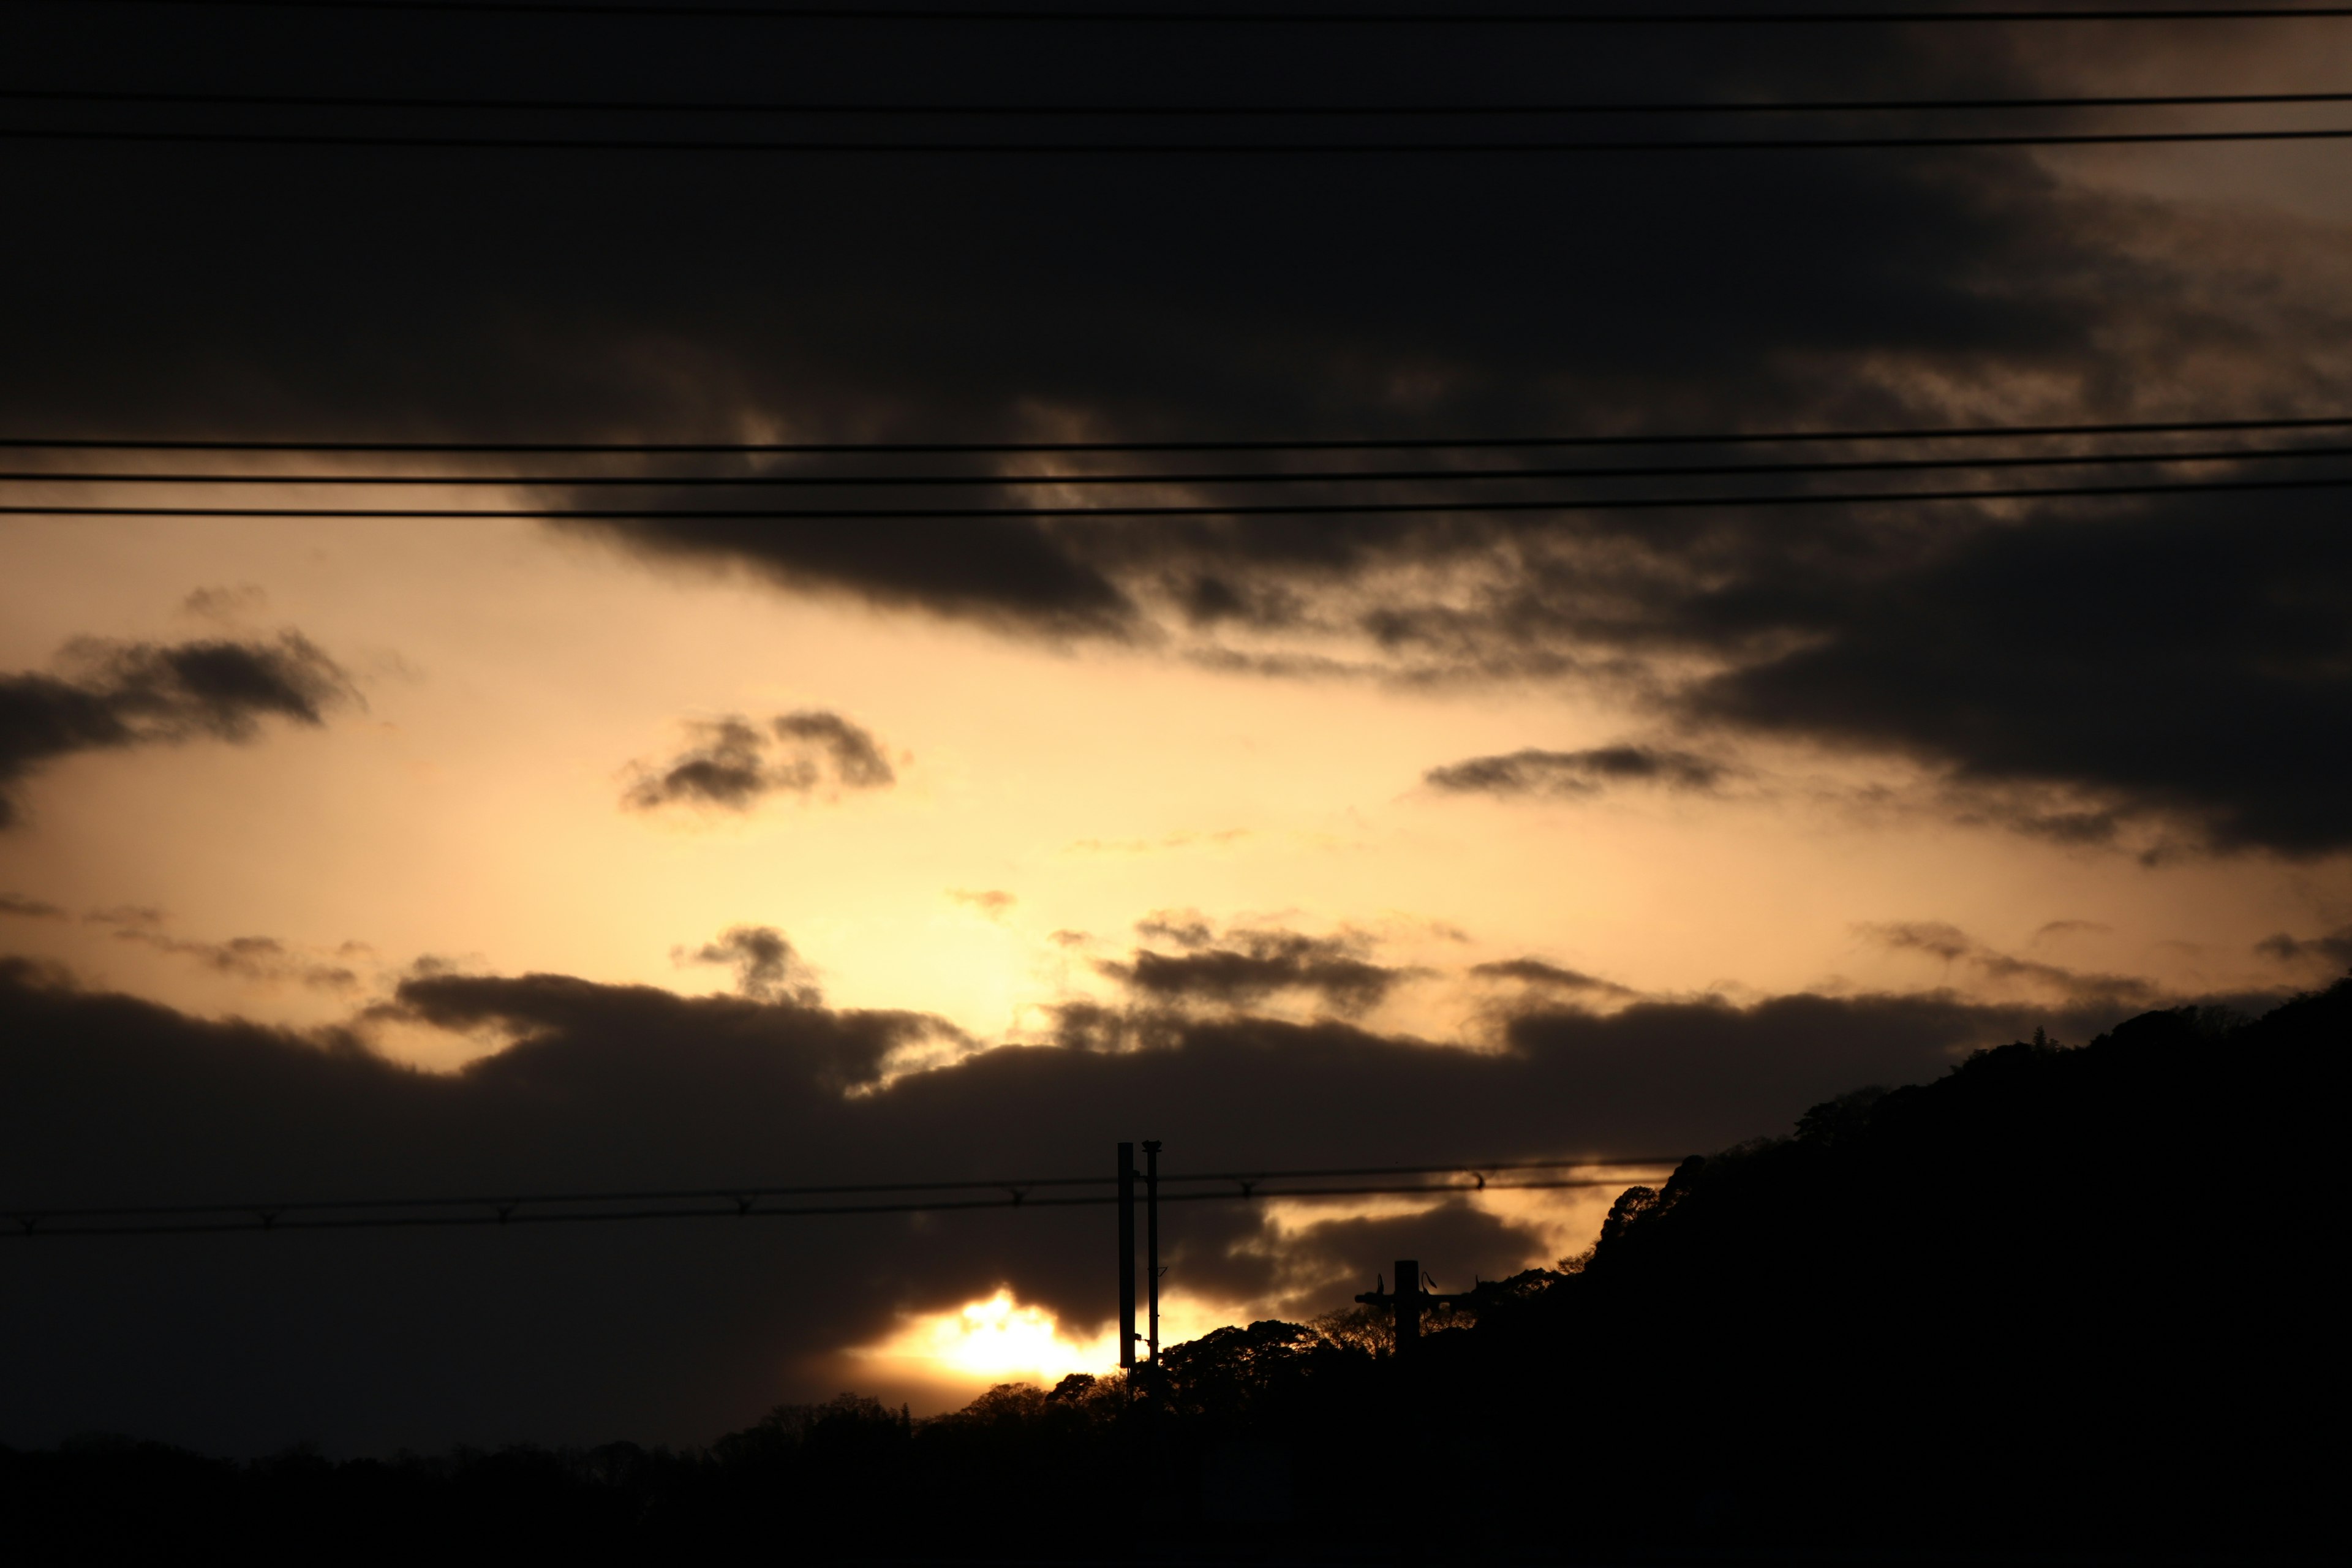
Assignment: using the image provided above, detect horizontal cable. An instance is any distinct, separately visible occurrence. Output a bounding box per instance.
[4,1179,1643,1237]
[13,87,2352,115]
[36,3,2352,28]
[10,124,2352,151]
[6,1156,1672,1223]
[9,415,2351,455]
[9,472,2352,517]
[10,443,2352,488]
[6,1158,1678,1238]
[5,1156,1675,1223]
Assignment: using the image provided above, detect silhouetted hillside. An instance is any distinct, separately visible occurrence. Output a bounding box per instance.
[1426,981,2342,1552]
[6,982,2340,1562]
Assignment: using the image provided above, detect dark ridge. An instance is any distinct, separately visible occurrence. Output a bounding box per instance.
[4,979,2340,1558]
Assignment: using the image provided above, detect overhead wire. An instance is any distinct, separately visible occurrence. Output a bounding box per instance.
[11,124,2352,151]
[11,472,2352,516]
[9,1157,1680,1222]
[9,414,2352,454]
[28,2,2352,27]
[10,442,2352,486]
[0,7,2323,1245]
[6,1156,1681,1238]
[1,1181,1649,1237]
[12,86,2352,115]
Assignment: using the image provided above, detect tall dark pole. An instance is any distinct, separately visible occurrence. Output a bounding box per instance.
[1393,1257,1421,1355]
[1142,1139,1162,1362]
[1117,1142,1137,1371]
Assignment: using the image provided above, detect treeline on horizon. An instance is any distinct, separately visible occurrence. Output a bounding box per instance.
[7,980,2341,1563]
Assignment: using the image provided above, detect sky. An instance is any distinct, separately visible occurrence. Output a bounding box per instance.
[3,0,2350,1455]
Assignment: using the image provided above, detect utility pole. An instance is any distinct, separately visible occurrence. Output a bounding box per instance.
[1356,1259,1473,1357]
[1142,1139,1162,1362]
[1117,1141,1137,1371]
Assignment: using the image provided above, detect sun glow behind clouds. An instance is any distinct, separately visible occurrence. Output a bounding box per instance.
[852,1289,1248,1401]
[858,1290,1122,1384]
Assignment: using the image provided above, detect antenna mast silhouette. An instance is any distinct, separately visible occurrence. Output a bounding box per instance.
[1115,1139,1165,1372]
[1144,1139,1163,1363]
[1117,1142,1136,1370]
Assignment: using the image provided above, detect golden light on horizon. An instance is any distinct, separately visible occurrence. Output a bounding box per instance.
[0,515,2316,1065]
[856,1290,1123,1386]
[848,1289,1254,1403]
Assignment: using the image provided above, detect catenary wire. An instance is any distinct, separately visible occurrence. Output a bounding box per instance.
[3,1181,1645,1237]
[9,1157,1676,1224]
[6,1159,1681,1237]
[13,87,2352,115]
[12,443,2352,487]
[10,415,2352,456]
[11,124,2352,151]
[23,1182,1656,1234]
[31,3,2352,28]
[9,472,2352,517]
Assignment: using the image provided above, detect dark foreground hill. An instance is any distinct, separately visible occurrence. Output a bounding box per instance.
[6,982,2341,1562]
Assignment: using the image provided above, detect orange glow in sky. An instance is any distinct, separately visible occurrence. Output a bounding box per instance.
[0,514,2324,1072]
[856,1290,1121,1385]
[848,1288,1249,1411]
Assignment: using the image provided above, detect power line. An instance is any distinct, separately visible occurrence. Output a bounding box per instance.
[10,442,2351,487]
[9,414,2352,456]
[2,1180,1645,1237]
[31,2,2352,28]
[12,124,2352,151]
[6,1156,1679,1238]
[10,471,2352,517]
[14,86,2352,115]
[9,1157,1676,1221]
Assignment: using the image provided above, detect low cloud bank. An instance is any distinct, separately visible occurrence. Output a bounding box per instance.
[0,946,2193,1455]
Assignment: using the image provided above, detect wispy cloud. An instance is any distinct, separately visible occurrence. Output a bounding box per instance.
[0,631,355,829]
[624,710,897,813]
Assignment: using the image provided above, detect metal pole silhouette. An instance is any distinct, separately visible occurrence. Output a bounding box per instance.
[1357,1257,1476,1355]
[1143,1139,1162,1362]
[1117,1141,1136,1371]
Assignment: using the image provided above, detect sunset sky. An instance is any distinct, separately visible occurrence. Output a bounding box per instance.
[4,1,2350,1455]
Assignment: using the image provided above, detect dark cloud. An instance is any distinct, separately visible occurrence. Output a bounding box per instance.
[179,585,269,623]
[83,904,167,930]
[772,710,897,790]
[677,924,817,1004]
[1858,919,2162,1014]
[1134,911,1217,949]
[1679,502,2352,856]
[625,716,767,809]
[1099,925,1411,1017]
[2254,925,2352,970]
[587,516,1136,639]
[624,711,896,812]
[2030,919,2110,944]
[105,927,361,992]
[0,947,2147,1453]
[7,12,2347,852]
[1425,745,1729,799]
[1469,959,1636,999]
[0,894,67,921]
[1172,1196,1545,1319]
[0,633,353,829]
